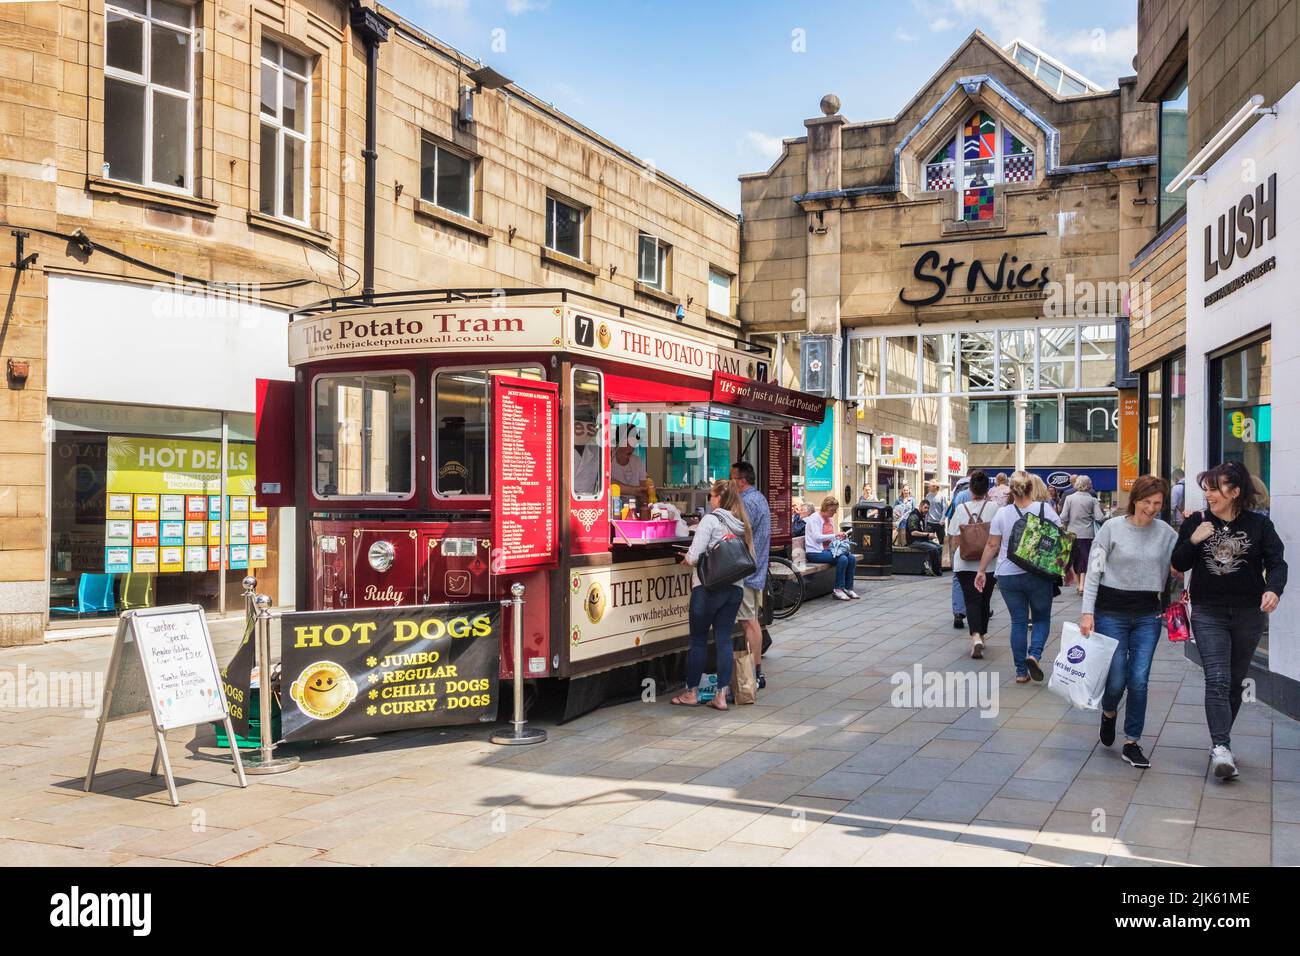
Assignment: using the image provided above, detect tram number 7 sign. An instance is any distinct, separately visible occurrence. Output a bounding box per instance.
[491,375,560,573]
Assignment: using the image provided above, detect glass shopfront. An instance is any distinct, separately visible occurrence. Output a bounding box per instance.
[1139,352,1188,524]
[48,400,287,623]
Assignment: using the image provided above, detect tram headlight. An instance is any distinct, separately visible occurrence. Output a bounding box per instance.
[367,540,396,573]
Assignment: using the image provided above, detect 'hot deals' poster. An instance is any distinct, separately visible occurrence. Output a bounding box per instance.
[278,603,501,741]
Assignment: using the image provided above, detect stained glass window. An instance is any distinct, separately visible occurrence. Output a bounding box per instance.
[1002,128,1035,184]
[961,111,996,221]
[921,110,1037,223]
[925,136,955,192]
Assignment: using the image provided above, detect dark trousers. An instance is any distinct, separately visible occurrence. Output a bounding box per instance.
[912,540,942,575]
[687,584,743,693]
[1191,604,1266,748]
[956,570,996,635]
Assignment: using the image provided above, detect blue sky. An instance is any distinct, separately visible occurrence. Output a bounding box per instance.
[383,0,1141,210]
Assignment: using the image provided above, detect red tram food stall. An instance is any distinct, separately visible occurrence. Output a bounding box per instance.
[255,289,826,718]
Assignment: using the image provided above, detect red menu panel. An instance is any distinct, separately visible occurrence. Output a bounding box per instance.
[763,429,792,544]
[491,376,560,573]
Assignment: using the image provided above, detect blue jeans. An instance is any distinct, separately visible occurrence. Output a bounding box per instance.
[998,572,1053,676]
[806,549,857,590]
[952,573,966,615]
[1095,611,1163,743]
[687,584,743,693]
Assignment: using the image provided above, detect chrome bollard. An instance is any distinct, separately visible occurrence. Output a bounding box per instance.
[241,593,301,774]
[490,583,547,746]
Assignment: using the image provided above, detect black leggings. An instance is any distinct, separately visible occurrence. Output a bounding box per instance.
[956,570,996,636]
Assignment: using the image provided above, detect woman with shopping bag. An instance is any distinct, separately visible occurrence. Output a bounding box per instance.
[974,471,1062,683]
[672,479,755,711]
[1079,475,1178,769]
[1172,461,1287,781]
[948,470,996,659]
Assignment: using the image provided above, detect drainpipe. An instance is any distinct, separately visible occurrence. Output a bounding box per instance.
[350,2,389,302]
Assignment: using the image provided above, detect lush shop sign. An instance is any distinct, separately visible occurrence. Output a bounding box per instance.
[107,436,255,496]
[279,602,502,742]
[1202,173,1278,307]
[899,250,1051,307]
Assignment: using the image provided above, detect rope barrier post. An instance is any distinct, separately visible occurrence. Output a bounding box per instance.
[243,575,257,627]
[490,583,546,746]
[241,594,301,774]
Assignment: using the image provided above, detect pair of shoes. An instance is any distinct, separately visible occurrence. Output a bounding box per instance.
[755,666,766,690]
[1122,742,1151,769]
[832,588,852,601]
[1025,656,1044,682]
[953,614,966,629]
[970,636,984,659]
[1099,712,1117,747]
[1210,745,1240,780]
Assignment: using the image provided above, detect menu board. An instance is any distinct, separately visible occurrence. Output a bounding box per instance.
[491,376,559,572]
[763,429,793,543]
[104,605,228,730]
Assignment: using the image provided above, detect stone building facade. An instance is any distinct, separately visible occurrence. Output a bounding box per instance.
[740,31,1158,510]
[0,0,739,644]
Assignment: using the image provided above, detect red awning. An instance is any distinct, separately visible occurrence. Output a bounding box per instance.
[602,369,711,405]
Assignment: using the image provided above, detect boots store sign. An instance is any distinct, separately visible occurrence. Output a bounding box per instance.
[1201,173,1278,308]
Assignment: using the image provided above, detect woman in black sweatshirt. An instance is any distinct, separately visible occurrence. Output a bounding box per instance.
[1172,461,1286,782]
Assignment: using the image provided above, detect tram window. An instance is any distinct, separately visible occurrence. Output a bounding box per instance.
[433,366,543,497]
[572,368,604,500]
[313,373,413,497]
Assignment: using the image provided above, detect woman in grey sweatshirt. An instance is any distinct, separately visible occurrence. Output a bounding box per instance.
[1079,475,1178,769]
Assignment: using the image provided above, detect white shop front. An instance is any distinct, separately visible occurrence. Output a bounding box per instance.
[1183,83,1300,716]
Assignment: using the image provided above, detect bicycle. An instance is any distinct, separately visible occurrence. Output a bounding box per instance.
[764,555,803,620]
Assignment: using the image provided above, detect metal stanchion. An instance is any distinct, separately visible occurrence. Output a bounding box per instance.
[243,575,257,626]
[240,593,301,774]
[490,583,546,746]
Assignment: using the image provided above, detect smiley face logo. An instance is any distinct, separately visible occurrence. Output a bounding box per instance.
[597,322,611,349]
[289,661,358,721]
[583,583,606,623]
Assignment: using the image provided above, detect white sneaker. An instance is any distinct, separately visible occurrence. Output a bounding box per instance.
[832,588,851,601]
[847,589,861,600]
[1210,745,1239,780]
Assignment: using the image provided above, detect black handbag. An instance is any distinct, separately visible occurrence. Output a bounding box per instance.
[697,531,757,591]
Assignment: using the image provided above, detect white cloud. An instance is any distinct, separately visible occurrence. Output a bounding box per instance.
[930,16,954,31]
[742,130,784,161]
[895,26,918,43]
[506,0,550,13]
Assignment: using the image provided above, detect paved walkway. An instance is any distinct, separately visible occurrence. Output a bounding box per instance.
[2,575,1298,866]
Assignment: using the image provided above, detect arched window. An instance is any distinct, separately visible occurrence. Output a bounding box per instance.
[923,110,1036,221]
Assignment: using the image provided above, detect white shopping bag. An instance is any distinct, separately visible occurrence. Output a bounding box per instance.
[1047,621,1119,710]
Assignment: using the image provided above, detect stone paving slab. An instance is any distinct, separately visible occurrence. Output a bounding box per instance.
[1,575,1297,866]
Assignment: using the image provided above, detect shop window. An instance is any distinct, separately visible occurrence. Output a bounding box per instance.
[1065,396,1118,443]
[572,368,604,500]
[1143,366,1162,480]
[1212,338,1271,488]
[420,138,475,218]
[708,268,731,315]
[259,38,312,223]
[433,366,543,497]
[1158,68,1189,227]
[970,398,1057,443]
[637,233,671,291]
[922,110,1036,222]
[103,0,195,192]
[314,373,413,498]
[608,409,732,516]
[546,195,584,259]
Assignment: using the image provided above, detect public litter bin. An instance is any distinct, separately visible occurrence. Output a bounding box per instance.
[852,500,893,577]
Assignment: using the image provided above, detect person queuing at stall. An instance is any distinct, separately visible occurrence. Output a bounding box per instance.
[949,470,995,658]
[1080,475,1178,770]
[673,479,755,710]
[975,470,1061,684]
[1172,461,1287,781]
[732,461,770,691]
[805,496,859,601]
[1060,474,1107,596]
[904,500,943,576]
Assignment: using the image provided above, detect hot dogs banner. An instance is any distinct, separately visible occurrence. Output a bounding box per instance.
[277,603,502,742]
[104,436,267,574]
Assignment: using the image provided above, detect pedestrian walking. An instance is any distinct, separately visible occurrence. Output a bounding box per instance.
[988,473,1011,507]
[949,470,996,658]
[925,481,948,545]
[904,499,943,576]
[948,475,972,629]
[805,495,859,601]
[975,470,1062,683]
[1060,474,1107,595]
[1080,475,1177,770]
[732,461,771,690]
[673,479,755,710]
[1171,461,1287,780]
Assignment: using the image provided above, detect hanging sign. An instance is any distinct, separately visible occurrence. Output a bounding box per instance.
[803,408,835,493]
[279,602,503,742]
[491,376,559,573]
